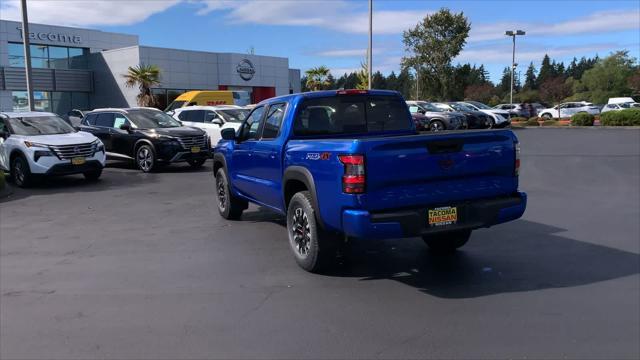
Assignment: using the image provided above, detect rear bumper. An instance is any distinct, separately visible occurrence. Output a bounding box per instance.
[341,192,527,239]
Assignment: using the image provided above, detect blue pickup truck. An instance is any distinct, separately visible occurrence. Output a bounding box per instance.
[213,90,526,272]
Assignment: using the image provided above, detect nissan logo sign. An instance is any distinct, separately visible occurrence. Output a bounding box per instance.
[236,59,255,81]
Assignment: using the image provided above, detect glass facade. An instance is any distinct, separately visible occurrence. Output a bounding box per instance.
[8,42,89,69]
[151,88,189,111]
[12,91,90,114]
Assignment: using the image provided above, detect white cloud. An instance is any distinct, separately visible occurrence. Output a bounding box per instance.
[195,0,430,34]
[470,9,640,42]
[0,0,181,26]
[316,48,388,57]
[456,43,623,65]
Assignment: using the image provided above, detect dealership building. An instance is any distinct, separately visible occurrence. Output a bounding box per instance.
[0,19,301,114]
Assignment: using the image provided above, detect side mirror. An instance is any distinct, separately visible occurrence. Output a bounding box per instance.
[212,118,223,126]
[221,128,236,141]
[0,130,8,139]
[419,109,426,114]
[120,123,132,132]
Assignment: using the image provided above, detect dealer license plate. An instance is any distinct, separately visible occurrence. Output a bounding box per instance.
[428,206,458,227]
[191,146,200,153]
[71,157,86,165]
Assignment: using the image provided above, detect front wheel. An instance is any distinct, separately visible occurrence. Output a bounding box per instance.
[287,191,338,272]
[187,158,207,168]
[83,169,102,181]
[10,155,33,188]
[541,113,552,120]
[422,230,472,253]
[429,120,445,132]
[136,144,156,173]
[215,168,246,220]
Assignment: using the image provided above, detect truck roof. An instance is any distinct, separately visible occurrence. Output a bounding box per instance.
[257,89,402,105]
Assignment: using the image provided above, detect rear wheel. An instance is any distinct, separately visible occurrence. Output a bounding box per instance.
[429,120,445,132]
[136,144,156,173]
[287,191,338,272]
[10,155,33,188]
[422,230,472,253]
[83,169,102,181]
[187,158,207,168]
[215,168,246,219]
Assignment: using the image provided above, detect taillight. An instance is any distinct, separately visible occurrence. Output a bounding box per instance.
[339,154,365,194]
[515,142,521,176]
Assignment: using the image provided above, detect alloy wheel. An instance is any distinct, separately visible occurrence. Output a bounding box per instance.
[13,160,25,185]
[137,147,153,171]
[291,207,311,257]
[216,175,227,212]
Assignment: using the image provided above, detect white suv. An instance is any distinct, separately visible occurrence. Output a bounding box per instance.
[538,102,600,118]
[170,106,249,146]
[0,112,106,187]
[456,101,511,127]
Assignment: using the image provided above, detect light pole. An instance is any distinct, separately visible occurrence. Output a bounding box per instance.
[368,0,372,90]
[505,30,525,115]
[20,0,35,111]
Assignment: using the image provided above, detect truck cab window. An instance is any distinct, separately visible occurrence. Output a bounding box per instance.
[240,106,265,141]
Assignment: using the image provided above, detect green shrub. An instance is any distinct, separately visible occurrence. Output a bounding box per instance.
[528,116,540,122]
[525,119,540,126]
[510,117,527,122]
[600,109,640,126]
[571,112,595,126]
[0,171,4,190]
[541,120,559,126]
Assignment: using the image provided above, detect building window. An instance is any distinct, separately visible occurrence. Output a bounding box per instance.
[8,42,89,69]
[12,91,90,114]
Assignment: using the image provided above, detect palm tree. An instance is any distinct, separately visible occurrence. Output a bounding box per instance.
[356,60,368,90]
[305,66,331,91]
[124,64,161,107]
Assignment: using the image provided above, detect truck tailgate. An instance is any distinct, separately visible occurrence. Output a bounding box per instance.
[357,130,519,211]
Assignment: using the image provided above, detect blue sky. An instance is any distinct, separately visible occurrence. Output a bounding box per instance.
[2,0,639,83]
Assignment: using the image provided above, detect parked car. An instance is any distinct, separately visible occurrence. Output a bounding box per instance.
[406,100,467,131]
[601,102,640,112]
[63,109,89,127]
[0,111,106,187]
[79,107,209,172]
[171,106,250,145]
[493,103,531,118]
[213,89,526,272]
[457,101,511,127]
[410,112,430,131]
[432,102,491,129]
[607,97,637,105]
[538,101,600,119]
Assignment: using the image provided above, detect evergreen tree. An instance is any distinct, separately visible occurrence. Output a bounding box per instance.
[537,54,554,86]
[498,67,512,96]
[523,62,537,90]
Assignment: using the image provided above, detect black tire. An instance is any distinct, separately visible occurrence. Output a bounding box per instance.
[187,158,207,168]
[429,120,445,132]
[135,144,156,173]
[215,168,246,220]
[488,118,496,128]
[287,191,338,272]
[10,154,33,188]
[422,230,472,253]
[541,113,552,120]
[83,169,102,181]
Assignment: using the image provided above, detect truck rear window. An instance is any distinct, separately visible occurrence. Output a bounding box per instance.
[293,95,412,136]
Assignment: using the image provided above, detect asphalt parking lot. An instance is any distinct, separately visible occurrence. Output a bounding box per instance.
[1,128,639,359]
